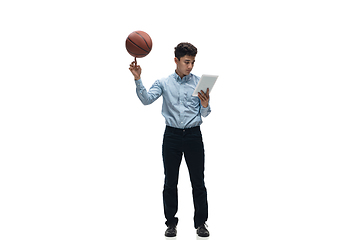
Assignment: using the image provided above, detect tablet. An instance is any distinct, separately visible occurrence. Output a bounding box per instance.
[192,74,219,97]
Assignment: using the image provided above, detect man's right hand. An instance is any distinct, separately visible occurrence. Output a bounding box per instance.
[129,60,142,81]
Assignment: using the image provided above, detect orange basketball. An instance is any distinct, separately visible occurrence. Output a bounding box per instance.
[125,31,152,58]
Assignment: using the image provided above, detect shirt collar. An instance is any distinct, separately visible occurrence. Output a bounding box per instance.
[173,71,192,82]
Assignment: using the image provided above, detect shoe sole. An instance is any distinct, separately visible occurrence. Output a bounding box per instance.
[197,232,210,238]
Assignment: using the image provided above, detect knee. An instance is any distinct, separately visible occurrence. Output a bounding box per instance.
[191,181,206,191]
[164,182,178,190]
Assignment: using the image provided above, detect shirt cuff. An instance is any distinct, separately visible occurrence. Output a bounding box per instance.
[135,78,142,87]
[201,105,210,113]
[200,104,211,117]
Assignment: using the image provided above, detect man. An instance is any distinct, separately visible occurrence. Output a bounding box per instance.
[129,42,210,237]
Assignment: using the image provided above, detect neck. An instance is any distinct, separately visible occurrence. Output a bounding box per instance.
[175,69,185,79]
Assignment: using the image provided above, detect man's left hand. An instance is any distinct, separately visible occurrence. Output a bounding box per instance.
[198,88,210,108]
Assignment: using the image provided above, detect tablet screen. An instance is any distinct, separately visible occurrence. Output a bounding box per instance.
[192,74,218,97]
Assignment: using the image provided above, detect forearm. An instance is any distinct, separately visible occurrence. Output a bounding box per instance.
[135,79,162,105]
[135,79,151,105]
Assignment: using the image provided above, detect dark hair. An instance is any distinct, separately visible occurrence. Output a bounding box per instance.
[174,42,197,60]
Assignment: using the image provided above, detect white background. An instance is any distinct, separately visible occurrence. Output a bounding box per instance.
[1,0,360,239]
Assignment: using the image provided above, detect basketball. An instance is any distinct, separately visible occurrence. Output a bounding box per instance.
[125,31,152,58]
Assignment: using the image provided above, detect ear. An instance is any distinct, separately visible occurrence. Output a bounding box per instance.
[174,57,178,64]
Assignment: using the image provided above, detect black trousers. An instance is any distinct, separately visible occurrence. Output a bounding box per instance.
[162,126,208,229]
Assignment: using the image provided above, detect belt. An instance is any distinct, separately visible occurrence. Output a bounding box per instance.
[165,125,200,134]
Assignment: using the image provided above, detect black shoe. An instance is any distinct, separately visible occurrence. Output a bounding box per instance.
[197,223,210,237]
[165,224,177,237]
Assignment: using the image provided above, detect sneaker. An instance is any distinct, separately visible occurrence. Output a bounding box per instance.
[197,223,210,237]
[165,224,177,237]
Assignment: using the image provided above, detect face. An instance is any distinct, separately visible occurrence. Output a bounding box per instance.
[175,55,196,77]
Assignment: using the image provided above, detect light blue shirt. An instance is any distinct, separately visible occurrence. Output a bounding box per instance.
[135,72,211,129]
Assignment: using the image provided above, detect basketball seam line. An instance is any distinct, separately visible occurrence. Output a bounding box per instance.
[127,37,149,54]
[127,49,147,56]
[134,31,151,51]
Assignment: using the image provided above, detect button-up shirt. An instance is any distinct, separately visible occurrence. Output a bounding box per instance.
[135,72,211,129]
